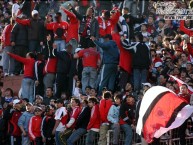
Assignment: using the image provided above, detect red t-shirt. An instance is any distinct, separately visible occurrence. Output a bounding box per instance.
[78,48,100,68]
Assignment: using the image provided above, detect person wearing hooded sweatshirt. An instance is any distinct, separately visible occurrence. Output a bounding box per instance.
[91,34,119,95]
[18,102,34,145]
[98,91,112,145]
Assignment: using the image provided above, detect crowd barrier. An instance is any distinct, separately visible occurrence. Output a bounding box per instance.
[75,120,193,145]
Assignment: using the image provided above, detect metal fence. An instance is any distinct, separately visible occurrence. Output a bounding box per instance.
[75,123,193,145]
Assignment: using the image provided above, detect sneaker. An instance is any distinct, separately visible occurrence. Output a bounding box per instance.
[4,73,9,77]
[9,73,15,76]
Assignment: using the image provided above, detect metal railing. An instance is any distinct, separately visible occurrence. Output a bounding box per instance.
[75,120,193,145]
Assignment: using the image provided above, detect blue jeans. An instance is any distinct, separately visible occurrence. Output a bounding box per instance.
[43,73,56,93]
[3,46,15,74]
[21,78,34,103]
[82,67,97,94]
[55,131,61,145]
[85,130,97,145]
[22,135,30,145]
[99,64,118,95]
[121,124,133,145]
[68,38,78,54]
[97,38,104,62]
[67,128,86,145]
[133,68,147,93]
[54,40,65,52]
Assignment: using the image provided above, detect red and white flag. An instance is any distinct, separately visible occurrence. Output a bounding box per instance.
[136,86,193,143]
[169,75,193,94]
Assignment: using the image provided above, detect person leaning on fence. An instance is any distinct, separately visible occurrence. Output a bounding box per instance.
[67,99,91,145]
[86,97,100,145]
[59,98,81,145]
[98,91,112,145]
[107,94,122,145]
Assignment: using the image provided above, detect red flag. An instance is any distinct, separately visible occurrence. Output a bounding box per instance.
[136,86,193,143]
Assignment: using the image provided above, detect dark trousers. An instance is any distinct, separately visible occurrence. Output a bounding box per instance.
[179,119,187,145]
[46,137,55,145]
[29,40,41,54]
[11,136,21,145]
[118,69,130,91]
[55,73,69,98]
[31,137,42,145]
[79,37,93,48]
[13,45,28,74]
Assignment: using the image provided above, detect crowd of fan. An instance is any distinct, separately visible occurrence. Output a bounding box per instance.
[1,0,193,145]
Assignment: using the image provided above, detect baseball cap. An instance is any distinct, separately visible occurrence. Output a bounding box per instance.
[45,105,55,112]
[34,107,42,112]
[155,62,162,68]
[36,95,43,100]
[26,102,33,106]
[13,99,22,106]
[31,10,38,16]
[54,99,64,104]
[142,83,152,88]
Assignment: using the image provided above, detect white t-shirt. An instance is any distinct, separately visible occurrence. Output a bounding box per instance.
[55,107,67,132]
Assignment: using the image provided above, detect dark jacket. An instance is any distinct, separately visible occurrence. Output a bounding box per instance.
[42,115,55,138]
[11,23,28,46]
[28,19,44,41]
[122,41,150,69]
[43,96,57,106]
[119,103,135,125]
[71,7,99,38]
[75,106,91,130]
[53,49,72,74]
[123,14,144,40]
[15,17,45,42]
[94,40,119,64]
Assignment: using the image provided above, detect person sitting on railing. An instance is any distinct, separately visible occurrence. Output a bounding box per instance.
[98,91,112,145]
[119,94,135,145]
[107,94,122,145]
[67,99,91,145]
